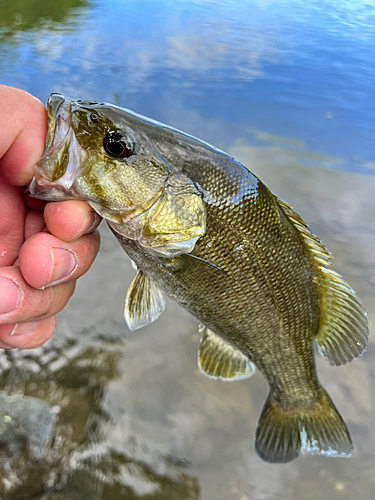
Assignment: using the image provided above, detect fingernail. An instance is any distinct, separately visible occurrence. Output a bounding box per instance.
[10,321,38,336]
[0,278,21,315]
[47,248,77,286]
[83,211,101,234]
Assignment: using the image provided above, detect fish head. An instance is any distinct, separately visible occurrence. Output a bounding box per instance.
[28,94,206,256]
[28,94,171,223]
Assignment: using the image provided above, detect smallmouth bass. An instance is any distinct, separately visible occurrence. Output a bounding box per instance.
[28,94,369,463]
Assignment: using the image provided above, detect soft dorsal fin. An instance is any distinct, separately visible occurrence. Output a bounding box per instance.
[124,270,165,330]
[197,325,255,381]
[315,267,368,365]
[276,198,332,265]
[276,197,368,365]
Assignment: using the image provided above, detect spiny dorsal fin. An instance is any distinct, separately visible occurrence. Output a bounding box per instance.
[197,325,255,381]
[125,270,165,331]
[276,197,368,366]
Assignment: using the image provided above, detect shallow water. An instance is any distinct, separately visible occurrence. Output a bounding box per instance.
[0,0,375,498]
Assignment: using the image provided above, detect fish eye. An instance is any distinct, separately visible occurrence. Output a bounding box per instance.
[103,132,134,158]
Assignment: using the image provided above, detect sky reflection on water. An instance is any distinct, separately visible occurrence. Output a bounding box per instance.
[0,0,374,173]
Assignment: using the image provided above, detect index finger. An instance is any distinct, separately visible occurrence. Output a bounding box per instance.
[0,85,47,186]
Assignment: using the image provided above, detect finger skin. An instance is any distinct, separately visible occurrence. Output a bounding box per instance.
[0,85,47,186]
[19,230,100,289]
[0,87,102,350]
[0,316,57,349]
[25,195,46,211]
[0,266,76,325]
[0,182,25,267]
[24,210,46,240]
[0,86,46,270]
[44,200,102,242]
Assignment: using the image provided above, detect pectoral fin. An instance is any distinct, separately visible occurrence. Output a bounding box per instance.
[197,325,255,381]
[125,270,165,330]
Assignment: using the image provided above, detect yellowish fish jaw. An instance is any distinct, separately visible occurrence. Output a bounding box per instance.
[27,94,87,201]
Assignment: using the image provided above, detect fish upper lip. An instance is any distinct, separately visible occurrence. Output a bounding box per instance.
[52,114,70,149]
[31,94,77,186]
[48,93,65,116]
[42,94,72,157]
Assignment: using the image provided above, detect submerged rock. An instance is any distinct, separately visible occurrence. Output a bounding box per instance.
[0,391,55,460]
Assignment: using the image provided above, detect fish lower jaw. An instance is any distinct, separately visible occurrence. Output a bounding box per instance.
[26,174,78,201]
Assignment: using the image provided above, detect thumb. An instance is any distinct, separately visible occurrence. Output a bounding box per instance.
[0,85,47,186]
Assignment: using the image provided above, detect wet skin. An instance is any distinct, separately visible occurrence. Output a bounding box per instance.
[0,85,101,349]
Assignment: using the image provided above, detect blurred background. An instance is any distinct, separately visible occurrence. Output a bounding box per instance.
[0,1,375,499]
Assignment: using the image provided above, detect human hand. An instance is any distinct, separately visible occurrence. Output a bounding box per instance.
[0,85,101,349]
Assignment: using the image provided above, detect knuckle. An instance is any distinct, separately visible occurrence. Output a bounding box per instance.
[38,282,73,318]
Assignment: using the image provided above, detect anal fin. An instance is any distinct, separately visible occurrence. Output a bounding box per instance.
[197,325,255,381]
[125,270,165,330]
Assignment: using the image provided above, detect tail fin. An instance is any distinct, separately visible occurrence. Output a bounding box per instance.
[255,388,352,463]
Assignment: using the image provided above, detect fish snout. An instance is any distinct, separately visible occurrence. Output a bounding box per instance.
[26,94,87,201]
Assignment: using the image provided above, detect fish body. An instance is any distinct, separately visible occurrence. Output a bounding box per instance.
[28,94,369,463]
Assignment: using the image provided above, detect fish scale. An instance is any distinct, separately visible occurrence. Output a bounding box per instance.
[28,94,369,463]
[148,178,320,403]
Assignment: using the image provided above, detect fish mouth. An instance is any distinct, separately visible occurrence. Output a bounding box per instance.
[42,94,68,157]
[26,94,87,200]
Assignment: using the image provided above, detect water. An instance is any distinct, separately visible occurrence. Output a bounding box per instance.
[0,0,375,498]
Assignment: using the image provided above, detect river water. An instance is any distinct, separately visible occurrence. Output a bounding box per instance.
[0,1,375,499]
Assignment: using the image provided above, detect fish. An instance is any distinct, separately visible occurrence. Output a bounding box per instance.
[27,93,369,463]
